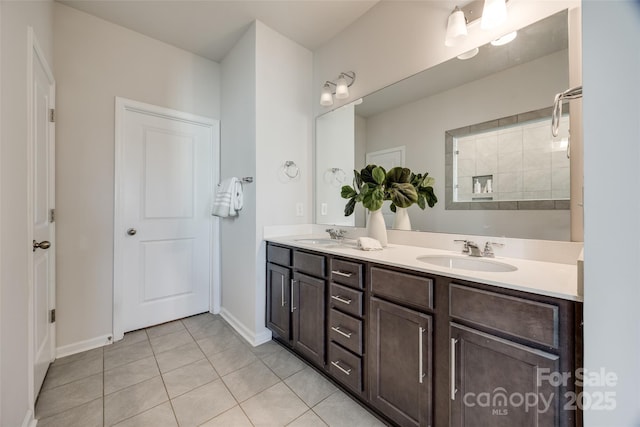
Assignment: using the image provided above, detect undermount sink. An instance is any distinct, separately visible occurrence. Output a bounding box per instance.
[416,255,517,273]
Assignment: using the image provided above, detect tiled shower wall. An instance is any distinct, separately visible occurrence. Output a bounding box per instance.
[454,115,570,202]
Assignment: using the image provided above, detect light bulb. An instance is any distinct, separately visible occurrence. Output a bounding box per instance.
[320,83,333,107]
[335,75,349,99]
[445,7,467,47]
[481,0,507,30]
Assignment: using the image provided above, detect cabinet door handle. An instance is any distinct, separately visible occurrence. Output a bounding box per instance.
[331,326,352,339]
[280,276,285,307]
[451,338,458,400]
[331,270,353,278]
[330,295,352,305]
[291,279,296,312]
[419,326,425,384]
[331,360,352,375]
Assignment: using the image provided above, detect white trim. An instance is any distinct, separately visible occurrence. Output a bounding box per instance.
[220,308,272,347]
[26,26,56,413]
[113,97,220,341]
[0,0,3,416]
[55,334,113,359]
[21,409,37,427]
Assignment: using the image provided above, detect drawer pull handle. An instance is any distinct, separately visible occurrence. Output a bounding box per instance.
[331,326,352,339]
[331,295,352,305]
[291,279,296,312]
[419,326,425,384]
[331,360,352,375]
[280,276,285,307]
[451,338,458,400]
[332,270,353,278]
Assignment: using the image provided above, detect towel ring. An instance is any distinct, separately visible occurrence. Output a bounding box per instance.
[324,168,346,186]
[283,161,300,179]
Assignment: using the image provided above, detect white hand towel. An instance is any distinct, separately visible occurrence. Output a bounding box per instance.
[212,177,243,217]
[357,237,383,251]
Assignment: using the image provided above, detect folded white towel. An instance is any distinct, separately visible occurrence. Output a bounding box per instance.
[212,177,243,217]
[357,237,383,251]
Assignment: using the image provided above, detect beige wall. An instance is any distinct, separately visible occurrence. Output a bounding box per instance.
[53,3,221,352]
[220,20,312,344]
[1,1,54,425]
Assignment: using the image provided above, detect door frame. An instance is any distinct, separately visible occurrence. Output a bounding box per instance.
[26,26,56,406]
[113,97,220,341]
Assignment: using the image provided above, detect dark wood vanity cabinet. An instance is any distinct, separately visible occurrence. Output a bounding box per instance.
[368,267,435,427]
[266,244,327,368]
[448,283,579,427]
[266,262,291,339]
[292,271,325,366]
[369,297,432,427]
[265,243,582,427]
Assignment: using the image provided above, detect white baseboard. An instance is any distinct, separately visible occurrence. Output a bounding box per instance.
[22,409,37,427]
[56,334,113,359]
[220,308,272,347]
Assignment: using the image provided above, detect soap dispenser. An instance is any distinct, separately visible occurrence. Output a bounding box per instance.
[474,179,481,194]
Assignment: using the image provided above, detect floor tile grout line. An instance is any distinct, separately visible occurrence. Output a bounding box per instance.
[148,325,181,427]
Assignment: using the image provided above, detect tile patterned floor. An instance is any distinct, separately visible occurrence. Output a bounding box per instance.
[35,313,387,427]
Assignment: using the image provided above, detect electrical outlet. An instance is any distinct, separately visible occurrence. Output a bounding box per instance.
[321,203,328,215]
[296,202,304,217]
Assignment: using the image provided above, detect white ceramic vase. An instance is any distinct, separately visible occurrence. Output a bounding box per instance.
[367,208,388,247]
[393,207,411,230]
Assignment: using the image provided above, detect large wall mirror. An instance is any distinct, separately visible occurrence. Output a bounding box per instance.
[315,10,579,241]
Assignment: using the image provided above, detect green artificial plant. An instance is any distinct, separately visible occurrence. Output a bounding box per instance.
[341,165,437,216]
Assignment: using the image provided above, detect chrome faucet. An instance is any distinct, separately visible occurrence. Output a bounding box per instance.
[326,228,347,240]
[467,241,482,257]
[455,239,501,257]
[483,241,505,258]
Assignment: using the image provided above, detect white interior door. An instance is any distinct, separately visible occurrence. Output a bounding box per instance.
[366,146,406,227]
[115,99,217,334]
[29,28,56,398]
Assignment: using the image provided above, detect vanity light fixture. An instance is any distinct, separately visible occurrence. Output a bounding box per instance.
[457,47,479,60]
[445,6,468,47]
[320,83,334,107]
[444,0,509,47]
[481,0,507,29]
[319,71,356,106]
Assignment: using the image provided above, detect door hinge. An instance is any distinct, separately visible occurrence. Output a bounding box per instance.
[49,108,55,123]
[49,208,55,223]
[50,309,56,323]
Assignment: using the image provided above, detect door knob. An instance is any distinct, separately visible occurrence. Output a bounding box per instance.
[127,228,137,236]
[33,240,51,252]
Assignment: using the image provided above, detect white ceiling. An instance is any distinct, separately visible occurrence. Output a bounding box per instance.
[58,0,380,62]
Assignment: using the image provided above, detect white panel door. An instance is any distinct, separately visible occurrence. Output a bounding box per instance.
[119,104,214,333]
[29,29,56,398]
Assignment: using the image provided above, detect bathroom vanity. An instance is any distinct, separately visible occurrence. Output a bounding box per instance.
[265,237,582,427]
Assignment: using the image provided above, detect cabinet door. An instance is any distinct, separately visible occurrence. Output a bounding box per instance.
[369,297,432,427]
[292,272,325,367]
[266,263,290,340]
[450,323,560,427]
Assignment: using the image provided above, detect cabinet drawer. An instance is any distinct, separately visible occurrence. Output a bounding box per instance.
[370,267,433,311]
[330,283,363,317]
[450,284,559,349]
[267,245,291,266]
[329,309,363,355]
[330,259,363,289]
[293,250,326,277]
[328,342,362,393]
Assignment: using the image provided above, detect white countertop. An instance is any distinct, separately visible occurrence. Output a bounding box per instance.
[266,235,582,302]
